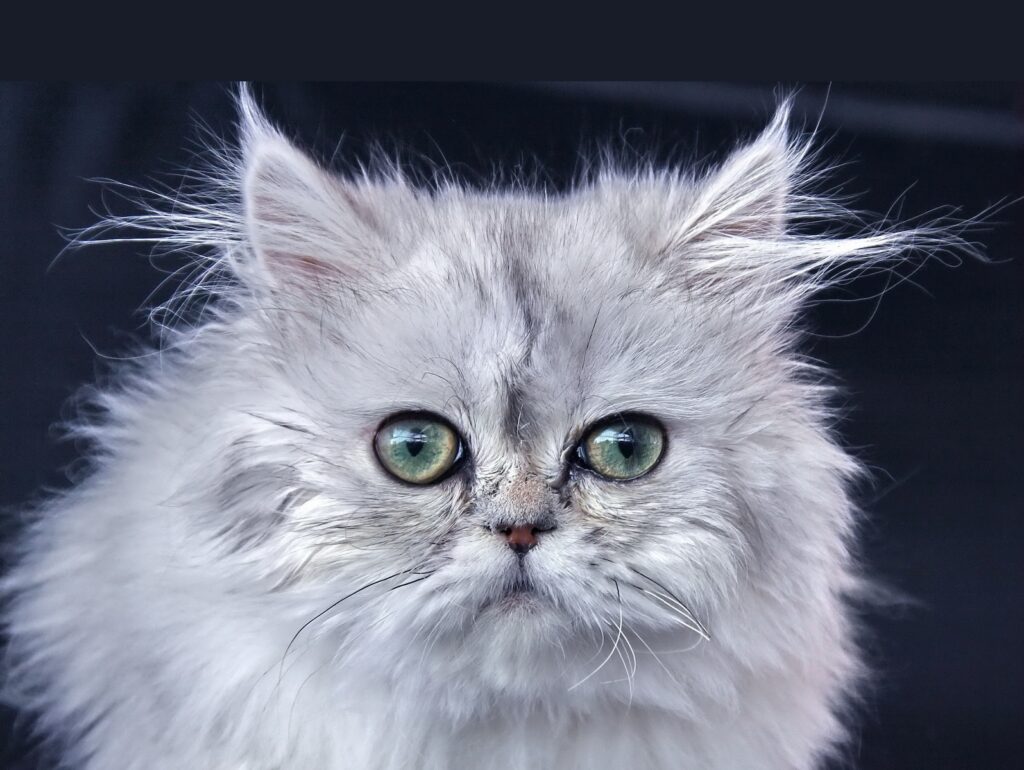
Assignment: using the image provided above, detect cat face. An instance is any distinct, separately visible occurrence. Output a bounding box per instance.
[261,199,752,643]
[196,96,892,687]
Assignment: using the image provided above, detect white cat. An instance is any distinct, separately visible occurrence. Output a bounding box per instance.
[2,89,954,769]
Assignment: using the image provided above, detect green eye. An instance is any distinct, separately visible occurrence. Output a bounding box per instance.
[577,415,666,481]
[374,414,464,484]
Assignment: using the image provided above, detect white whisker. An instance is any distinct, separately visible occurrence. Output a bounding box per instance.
[569,583,628,693]
[636,587,711,642]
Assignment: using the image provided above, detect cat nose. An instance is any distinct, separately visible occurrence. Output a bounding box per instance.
[495,522,556,555]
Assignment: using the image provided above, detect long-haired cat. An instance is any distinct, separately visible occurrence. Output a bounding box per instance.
[2,88,959,769]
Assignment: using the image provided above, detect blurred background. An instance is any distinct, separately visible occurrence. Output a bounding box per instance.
[0,82,1021,768]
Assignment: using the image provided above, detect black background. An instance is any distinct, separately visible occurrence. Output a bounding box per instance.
[1,83,1021,768]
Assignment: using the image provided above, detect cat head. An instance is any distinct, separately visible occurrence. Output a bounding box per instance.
[115,89,951,700]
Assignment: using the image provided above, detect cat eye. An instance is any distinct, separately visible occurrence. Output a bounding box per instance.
[575,414,666,481]
[374,413,465,485]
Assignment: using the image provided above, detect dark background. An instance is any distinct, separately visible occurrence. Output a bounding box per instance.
[1,83,1021,768]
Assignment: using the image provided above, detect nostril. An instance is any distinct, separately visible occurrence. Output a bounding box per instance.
[505,526,537,554]
[500,523,556,554]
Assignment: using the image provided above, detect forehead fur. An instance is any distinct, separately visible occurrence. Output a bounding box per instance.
[81,89,951,475]
[85,88,963,439]
[278,183,793,491]
[81,86,959,359]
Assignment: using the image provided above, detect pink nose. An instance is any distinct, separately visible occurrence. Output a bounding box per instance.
[503,525,538,553]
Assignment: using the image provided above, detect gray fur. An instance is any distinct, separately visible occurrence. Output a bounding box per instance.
[1,89,966,769]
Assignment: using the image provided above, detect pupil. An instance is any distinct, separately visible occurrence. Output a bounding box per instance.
[616,428,635,459]
[405,431,426,457]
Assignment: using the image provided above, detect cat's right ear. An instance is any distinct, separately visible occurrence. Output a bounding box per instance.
[237,87,386,296]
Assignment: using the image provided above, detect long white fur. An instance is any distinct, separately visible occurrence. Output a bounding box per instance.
[2,88,963,769]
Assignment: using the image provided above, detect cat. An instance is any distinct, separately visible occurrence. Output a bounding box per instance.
[1,87,958,769]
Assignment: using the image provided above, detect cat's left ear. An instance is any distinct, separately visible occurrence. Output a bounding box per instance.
[668,103,801,249]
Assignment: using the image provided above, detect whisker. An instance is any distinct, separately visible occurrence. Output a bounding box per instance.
[573,614,612,675]
[279,566,438,692]
[613,574,708,638]
[604,586,635,703]
[626,623,689,691]
[387,574,435,592]
[618,625,638,707]
[626,566,712,641]
[569,580,626,693]
[278,569,412,683]
[348,572,438,642]
[634,587,711,641]
[636,637,707,656]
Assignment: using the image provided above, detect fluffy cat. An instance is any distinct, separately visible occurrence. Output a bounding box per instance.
[2,89,954,769]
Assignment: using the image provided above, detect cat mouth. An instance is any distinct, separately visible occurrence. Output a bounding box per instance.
[480,571,542,612]
[497,572,534,600]
[507,571,534,594]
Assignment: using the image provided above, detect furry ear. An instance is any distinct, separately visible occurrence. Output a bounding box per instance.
[237,87,383,293]
[669,103,800,250]
[654,101,958,319]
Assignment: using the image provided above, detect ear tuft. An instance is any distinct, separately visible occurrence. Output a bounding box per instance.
[236,83,280,152]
